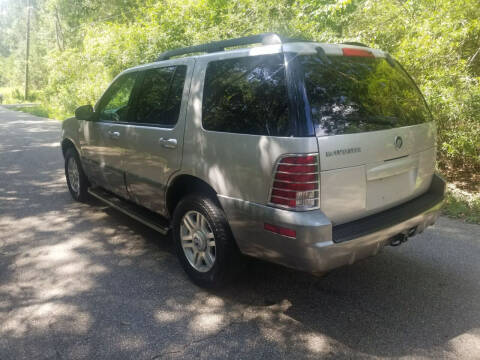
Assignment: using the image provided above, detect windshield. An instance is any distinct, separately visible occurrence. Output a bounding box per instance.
[299,53,432,136]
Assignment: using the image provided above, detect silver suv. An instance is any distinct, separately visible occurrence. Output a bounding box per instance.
[61,33,445,287]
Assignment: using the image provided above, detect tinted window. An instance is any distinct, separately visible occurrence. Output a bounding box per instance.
[134,65,187,126]
[202,54,290,136]
[300,53,432,136]
[98,73,136,122]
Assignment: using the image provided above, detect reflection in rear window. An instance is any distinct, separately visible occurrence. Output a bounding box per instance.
[300,53,432,136]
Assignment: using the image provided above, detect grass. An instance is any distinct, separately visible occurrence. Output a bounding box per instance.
[0,87,52,118]
[14,105,51,118]
[440,165,480,224]
[0,86,27,104]
[443,185,480,224]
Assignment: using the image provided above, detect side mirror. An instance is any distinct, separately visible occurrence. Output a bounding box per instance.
[75,105,94,121]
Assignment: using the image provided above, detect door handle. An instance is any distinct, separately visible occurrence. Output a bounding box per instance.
[107,130,120,139]
[159,137,177,149]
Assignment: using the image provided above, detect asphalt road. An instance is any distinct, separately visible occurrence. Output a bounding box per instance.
[0,106,479,360]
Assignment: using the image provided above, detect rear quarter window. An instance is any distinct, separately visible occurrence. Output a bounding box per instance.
[202,54,291,136]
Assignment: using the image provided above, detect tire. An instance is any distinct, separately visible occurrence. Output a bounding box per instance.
[64,147,89,202]
[172,193,243,288]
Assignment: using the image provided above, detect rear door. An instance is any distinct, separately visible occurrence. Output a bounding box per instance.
[299,48,436,224]
[122,59,193,215]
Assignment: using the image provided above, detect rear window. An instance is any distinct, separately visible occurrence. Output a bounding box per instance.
[300,53,432,136]
[202,54,291,136]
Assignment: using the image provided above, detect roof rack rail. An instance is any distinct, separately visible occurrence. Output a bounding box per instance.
[157,33,285,61]
[341,42,369,47]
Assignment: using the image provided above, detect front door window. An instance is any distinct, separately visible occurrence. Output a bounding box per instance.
[98,73,136,122]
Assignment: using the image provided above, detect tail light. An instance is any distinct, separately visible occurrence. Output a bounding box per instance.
[269,154,319,210]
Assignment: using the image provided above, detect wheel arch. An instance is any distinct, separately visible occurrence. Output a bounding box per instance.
[166,174,221,218]
[61,137,80,158]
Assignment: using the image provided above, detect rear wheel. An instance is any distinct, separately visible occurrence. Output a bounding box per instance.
[172,194,242,288]
[65,147,89,202]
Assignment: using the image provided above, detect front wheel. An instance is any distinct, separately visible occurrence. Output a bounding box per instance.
[64,148,89,202]
[172,194,243,288]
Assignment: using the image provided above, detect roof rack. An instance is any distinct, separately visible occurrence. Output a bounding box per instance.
[341,42,369,47]
[157,33,285,61]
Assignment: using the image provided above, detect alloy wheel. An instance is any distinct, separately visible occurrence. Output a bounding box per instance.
[180,210,216,272]
[67,156,80,195]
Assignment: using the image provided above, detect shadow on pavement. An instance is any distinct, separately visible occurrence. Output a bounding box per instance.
[1,107,479,359]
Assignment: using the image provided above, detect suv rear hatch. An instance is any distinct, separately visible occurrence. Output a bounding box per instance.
[299,47,436,225]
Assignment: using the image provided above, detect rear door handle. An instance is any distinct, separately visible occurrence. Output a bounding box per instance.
[107,130,120,139]
[159,137,177,149]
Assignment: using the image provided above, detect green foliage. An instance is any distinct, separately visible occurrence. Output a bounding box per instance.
[344,0,480,171]
[0,0,478,172]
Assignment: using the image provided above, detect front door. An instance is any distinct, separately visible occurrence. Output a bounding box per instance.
[80,72,137,198]
[123,59,194,215]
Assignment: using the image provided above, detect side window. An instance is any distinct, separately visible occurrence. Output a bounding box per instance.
[98,73,136,122]
[134,65,187,127]
[202,54,290,136]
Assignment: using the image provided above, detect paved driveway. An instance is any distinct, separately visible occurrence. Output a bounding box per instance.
[0,106,479,359]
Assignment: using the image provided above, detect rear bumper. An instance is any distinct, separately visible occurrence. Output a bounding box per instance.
[218,174,445,273]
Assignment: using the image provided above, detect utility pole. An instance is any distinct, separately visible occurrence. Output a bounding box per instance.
[24,0,31,100]
[54,6,64,51]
